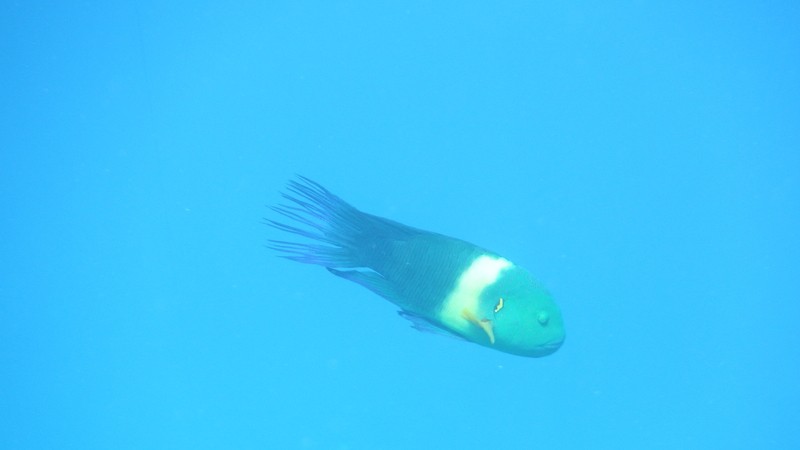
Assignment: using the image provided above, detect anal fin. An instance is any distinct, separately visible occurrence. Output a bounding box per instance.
[398,311,465,341]
[327,268,397,302]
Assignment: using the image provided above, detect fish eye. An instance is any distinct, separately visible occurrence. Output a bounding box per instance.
[537,311,550,326]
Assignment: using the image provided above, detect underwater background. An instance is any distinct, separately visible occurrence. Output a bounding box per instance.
[2,2,798,449]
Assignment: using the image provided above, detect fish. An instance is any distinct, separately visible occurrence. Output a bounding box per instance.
[268,176,565,357]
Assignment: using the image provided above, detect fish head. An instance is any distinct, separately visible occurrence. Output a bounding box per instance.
[479,266,565,357]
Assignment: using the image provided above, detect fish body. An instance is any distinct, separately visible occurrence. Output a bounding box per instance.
[269,177,564,357]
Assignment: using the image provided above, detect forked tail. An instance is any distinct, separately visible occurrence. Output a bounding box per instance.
[267,176,371,268]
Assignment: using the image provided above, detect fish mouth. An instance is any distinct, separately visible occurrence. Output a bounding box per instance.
[536,337,564,355]
[511,339,563,357]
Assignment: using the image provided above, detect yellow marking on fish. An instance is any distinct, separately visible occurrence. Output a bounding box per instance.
[494,297,504,313]
[439,255,511,341]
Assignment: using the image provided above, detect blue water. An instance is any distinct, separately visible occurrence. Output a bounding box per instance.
[2,2,798,449]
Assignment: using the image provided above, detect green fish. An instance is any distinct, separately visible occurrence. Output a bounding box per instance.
[269,176,565,357]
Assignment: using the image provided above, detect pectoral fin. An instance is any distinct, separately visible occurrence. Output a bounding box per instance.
[461,309,495,344]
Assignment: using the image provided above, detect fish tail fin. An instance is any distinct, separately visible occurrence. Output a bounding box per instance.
[267,176,371,268]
